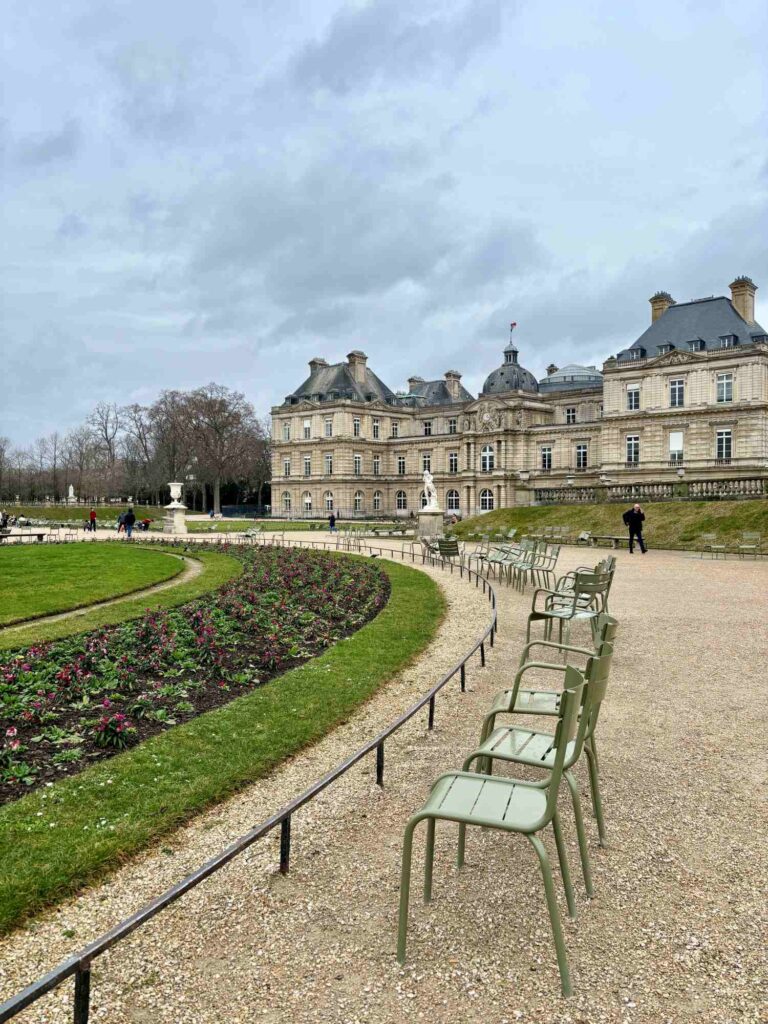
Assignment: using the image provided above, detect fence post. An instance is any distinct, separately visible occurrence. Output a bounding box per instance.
[428,695,435,730]
[376,742,384,787]
[73,965,91,1024]
[480,642,486,668]
[280,816,291,874]
[460,663,466,692]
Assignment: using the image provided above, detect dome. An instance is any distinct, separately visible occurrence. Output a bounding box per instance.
[538,363,603,391]
[481,338,539,395]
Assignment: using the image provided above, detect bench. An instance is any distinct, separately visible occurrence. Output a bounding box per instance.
[589,535,631,549]
[0,531,46,544]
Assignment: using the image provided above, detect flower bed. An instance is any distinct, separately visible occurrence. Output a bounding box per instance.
[0,547,389,804]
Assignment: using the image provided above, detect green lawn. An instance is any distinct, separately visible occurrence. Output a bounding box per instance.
[451,498,768,550]
[0,545,183,626]
[0,546,242,650]
[0,557,444,934]
[3,504,161,525]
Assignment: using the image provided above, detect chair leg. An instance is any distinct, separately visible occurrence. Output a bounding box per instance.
[397,816,420,964]
[584,745,606,847]
[424,818,436,902]
[564,771,594,897]
[587,734,600,775]
[457,822,466,867]
[551,810,576,919]
[527,834,573,997]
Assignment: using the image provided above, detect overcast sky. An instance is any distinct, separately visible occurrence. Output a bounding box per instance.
[2,0,767,445]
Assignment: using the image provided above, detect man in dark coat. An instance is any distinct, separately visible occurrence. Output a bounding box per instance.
[622,503,647,553]
[124,507,136,539]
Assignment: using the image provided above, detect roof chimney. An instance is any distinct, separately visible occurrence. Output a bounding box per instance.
[308,357,328,373]
[649,291,675,323]
[546,363,558,376]
[729,276,757,325]
[444,370,462,400]
[346,350,368,384]
[407,376,425,394]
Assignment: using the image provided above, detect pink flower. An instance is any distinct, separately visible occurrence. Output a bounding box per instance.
[102,698,112,708]
[5,727,17,738]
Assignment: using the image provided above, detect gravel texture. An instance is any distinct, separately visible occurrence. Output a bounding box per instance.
[0,544,766,1024]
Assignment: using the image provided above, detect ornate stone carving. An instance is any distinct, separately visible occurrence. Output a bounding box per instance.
[477,402,503,432]
[653,350,695,366]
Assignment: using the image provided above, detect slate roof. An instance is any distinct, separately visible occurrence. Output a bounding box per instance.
[403,379,474,406]
[482,345,539,395]
[284,362,397,405]
[538,364,603,391]
[616,296,768,361]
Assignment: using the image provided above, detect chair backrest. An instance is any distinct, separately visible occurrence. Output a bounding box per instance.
[594,612,619,645]
[742,532,761,542]
[506,528,517,540]
[544,666,585,819]
[437,539,460,558]
[700,532,716,543]
[579,644,615,747]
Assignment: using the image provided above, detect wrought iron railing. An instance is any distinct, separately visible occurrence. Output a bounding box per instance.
[0,538,497,1024]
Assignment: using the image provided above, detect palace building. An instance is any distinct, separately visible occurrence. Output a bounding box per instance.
[271,276,768,516]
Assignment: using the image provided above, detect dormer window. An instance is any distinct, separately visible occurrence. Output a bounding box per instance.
[719,335,738,349]
[688,340,705,352]
[657,344,674,355]
[628,348,645,361]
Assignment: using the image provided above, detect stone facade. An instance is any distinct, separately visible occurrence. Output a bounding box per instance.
[271,278,768,516]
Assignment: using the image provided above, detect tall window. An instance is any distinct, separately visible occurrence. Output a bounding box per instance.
[324,491,334,511]
[716,373,733,403]
[480,444,495,471]
[423,420,432,436]
[283,458,291,477]
[422,452,431,472]
[540,446,552,470]
[353,417,361,437]
[669,431,684,463]
[354,491,363,512]
[626,435,640,465]
[282,421,291,441]
[353,454,362,476]
[324,417,333,438]
[627,386,640,411]
[303,419,311,439]
[391,420,399,438]
[303,456,311,477]
[448,417,458,434]
[324,454,333,475]
[372,418,380,439]
[669,378,685,408]
[420,490,428,508]
[397,455,406,475]
[448,451,458,473]
[373,455,380,476]
[575,444,588,469]
[565,407,577,425]
[396,490,407,510]
[373,491,382,512]
[716,429,732,461]
[719,335,737,349]
[446,489,460,511]
[282,492,291,512]
[480,488,494,511]
[302,492,312,512]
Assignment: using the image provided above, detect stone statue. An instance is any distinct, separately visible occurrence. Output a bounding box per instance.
[422,469,439,510]
[67,484,77,505]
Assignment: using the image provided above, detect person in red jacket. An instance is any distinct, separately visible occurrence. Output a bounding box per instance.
[89,508,97,533]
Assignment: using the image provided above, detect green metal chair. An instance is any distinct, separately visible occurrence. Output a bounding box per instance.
[527,570,612,646]
[737,531,761,558]
[397,674,585,995]
[437,538,466,570]
[471,648,614,887]
[699,533,727,558]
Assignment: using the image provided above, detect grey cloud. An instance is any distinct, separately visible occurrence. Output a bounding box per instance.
[57,213,88,239]
[17,119,81,166]
[108,44,195,140]
[289,0,501,95]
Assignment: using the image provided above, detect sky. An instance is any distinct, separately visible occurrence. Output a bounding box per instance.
[1,0,767,445]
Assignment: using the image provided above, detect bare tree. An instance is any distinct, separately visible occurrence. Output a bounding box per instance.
[186,384,257,514]
[87,402,121,493]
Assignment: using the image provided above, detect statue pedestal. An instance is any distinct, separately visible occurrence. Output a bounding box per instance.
[416,508,444,539]
[163,503,188,535]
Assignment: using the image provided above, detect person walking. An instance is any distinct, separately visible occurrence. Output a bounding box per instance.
[89,508,97,533]
[622,503,647,553]
[117,512,126,534]
[124,507,136,539]
[328,512,337,533]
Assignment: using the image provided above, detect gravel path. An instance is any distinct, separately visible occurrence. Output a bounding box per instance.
[0,554,201,639]
[1,546,766,1023]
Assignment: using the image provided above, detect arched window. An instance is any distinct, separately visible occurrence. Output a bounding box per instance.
[324,491,334,512]
[420,490,428,508]
[302,491,312,512]
[282,491,292,513]
[446,489,460,511]
[396,490,408,510]
[481,444,495,471]
[353,490,364,512]
[373,491,382,512]
[480,488,494,511]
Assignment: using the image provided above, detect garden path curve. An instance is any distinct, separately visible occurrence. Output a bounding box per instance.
[0,554,202,637]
